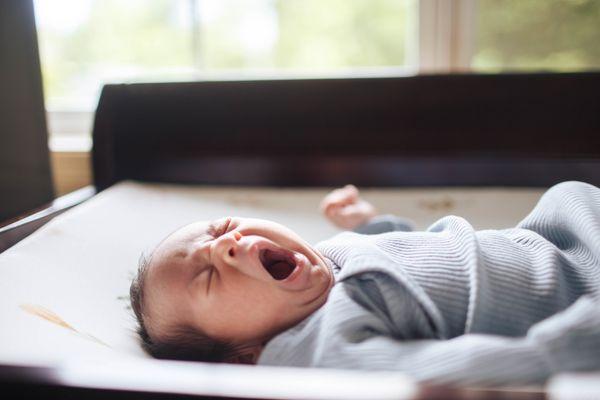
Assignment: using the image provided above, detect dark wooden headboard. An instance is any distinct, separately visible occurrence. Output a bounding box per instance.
[92,73,600,190]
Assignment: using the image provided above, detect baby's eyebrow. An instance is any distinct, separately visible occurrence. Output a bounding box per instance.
[206,223,219,236]
[206,217,231,237]
[184,237,211,274]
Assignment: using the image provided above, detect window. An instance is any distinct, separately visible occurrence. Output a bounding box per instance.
[35,0,417,149]
[35,0,600,149]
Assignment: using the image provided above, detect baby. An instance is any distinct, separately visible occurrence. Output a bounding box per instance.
[130,185,374,362]
[131,182,600,386]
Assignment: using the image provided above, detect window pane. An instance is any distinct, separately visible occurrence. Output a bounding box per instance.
[201,0,415,71]
[473,0,600,72]
[35,0,195,111]
[35,0,415,113]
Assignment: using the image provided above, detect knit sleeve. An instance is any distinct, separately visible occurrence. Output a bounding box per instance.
[353,214,415,235]
[315,296,600,387]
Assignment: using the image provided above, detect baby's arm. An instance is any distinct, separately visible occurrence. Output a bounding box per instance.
[317,296,600,386]
[320,185,414,234]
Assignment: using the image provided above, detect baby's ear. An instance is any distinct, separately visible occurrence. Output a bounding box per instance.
[227,345,263,365]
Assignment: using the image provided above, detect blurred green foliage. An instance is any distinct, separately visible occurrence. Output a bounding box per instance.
[37,0,194,108]
[274,0,409,68]
[37,0,412,108]
[201,0,410,69]
[474,0,600,71]
[36,0,600,110]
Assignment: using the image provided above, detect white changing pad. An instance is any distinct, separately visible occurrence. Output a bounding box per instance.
[0,181,545,365]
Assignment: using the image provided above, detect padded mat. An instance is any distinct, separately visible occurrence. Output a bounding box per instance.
[0,181,545,365]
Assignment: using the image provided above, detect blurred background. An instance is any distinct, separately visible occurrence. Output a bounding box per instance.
[0,2,599,396]
[35,0,600,195]
[1,0,599,220]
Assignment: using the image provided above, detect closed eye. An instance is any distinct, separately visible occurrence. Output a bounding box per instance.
[206,266,214,294]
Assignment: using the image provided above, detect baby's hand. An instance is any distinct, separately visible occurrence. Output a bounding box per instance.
[319,185,377,230]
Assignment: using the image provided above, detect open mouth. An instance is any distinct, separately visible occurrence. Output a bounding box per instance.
[259,248,297,280]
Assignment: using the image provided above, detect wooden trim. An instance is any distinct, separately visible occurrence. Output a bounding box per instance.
[92,73,600,190]
[94,156,600,188]
[50,150,93,196]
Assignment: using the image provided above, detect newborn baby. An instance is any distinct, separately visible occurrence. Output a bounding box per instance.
[131,182,600,386]
[130,185,374,362]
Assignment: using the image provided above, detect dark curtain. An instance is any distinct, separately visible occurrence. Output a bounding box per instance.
[0,0,54,222]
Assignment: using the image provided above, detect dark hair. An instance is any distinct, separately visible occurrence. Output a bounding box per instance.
[130,253,239,362]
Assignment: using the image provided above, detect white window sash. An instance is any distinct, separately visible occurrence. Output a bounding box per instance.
[47,110,93,152]
[418,0,476,73]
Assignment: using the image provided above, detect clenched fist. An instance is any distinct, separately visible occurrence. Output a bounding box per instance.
[319,185,377,230]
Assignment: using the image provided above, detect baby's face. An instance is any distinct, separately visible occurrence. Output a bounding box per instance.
[144,217,334,347]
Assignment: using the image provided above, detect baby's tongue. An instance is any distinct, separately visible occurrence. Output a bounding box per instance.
[260,248,296,280]
[268,261,295,280]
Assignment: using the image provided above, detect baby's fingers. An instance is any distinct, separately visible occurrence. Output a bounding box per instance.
[338,184,359,201]
[319,185,359,213]
[328,204,365,230]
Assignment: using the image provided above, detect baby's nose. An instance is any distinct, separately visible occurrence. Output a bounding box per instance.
[221,231,243,261]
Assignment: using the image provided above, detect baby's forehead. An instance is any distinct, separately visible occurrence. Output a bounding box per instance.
[147,221,210,276]
[157,221,211,253]
[142,221,213,326]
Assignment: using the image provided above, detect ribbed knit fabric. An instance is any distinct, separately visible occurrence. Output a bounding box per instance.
[258,181,600,386]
